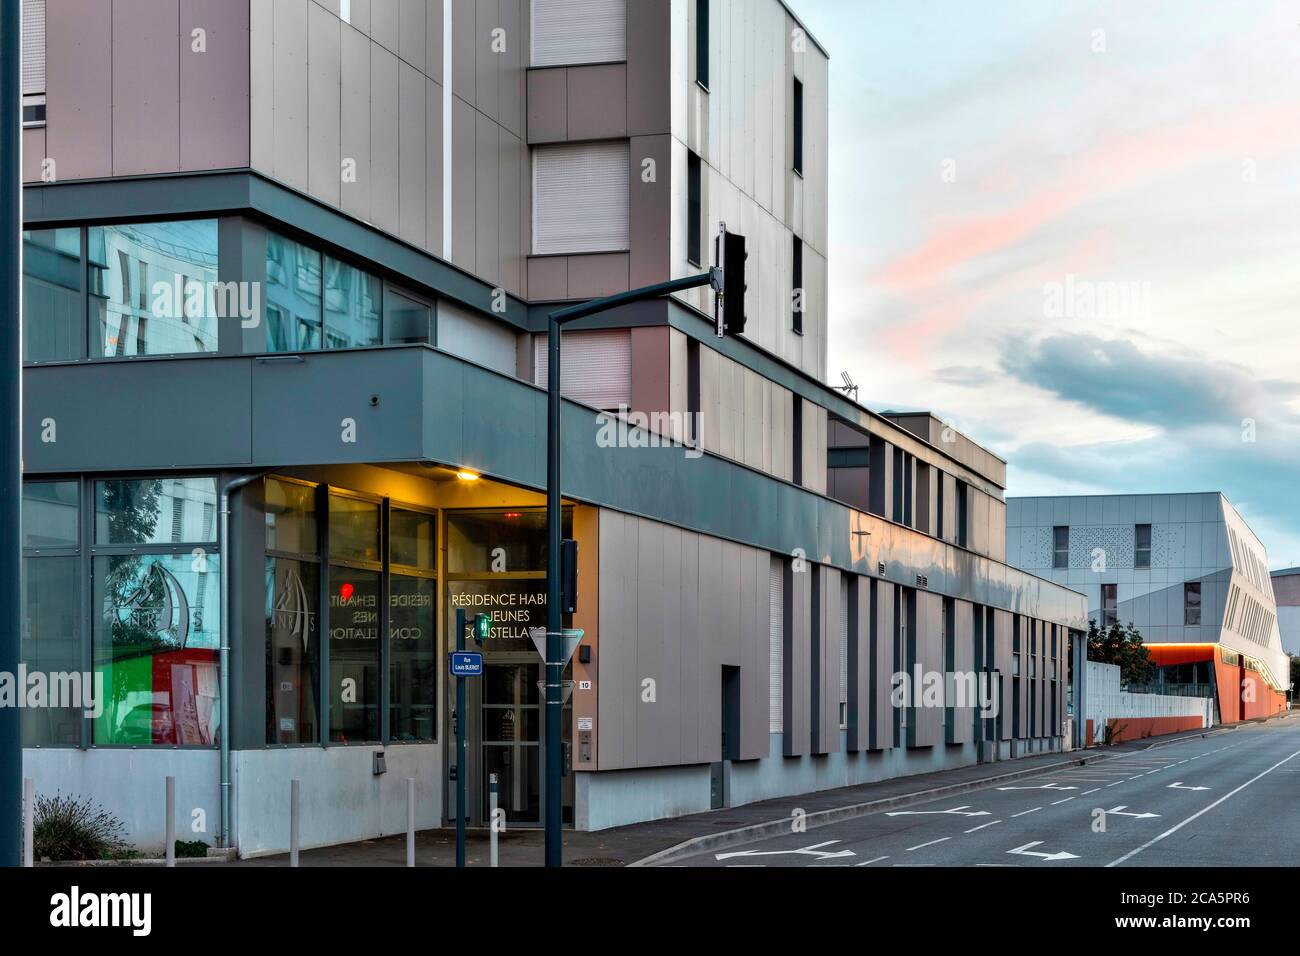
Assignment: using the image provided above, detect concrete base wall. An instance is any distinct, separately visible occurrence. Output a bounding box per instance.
[576,730,1064,832]
[234,744,442,858]
[23,748,220,855]
[24,744,444,858]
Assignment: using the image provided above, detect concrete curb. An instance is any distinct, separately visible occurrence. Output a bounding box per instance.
[630,726,1239,867]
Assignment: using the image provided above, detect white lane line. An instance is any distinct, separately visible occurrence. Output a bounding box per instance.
[1051,797,1076,805]
[965,820,1002,833]
[1129,775,1145,780]
[1082,788,1101,795]
[855,856,889,867]
[906,837,951,852]
[1106,781,1124,787]
[1011,807,1042,818]
[1107,746,1300,867]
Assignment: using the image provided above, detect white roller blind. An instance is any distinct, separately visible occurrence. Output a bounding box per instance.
[533,142,630,255]
[839,576,849,708]
[532,0,626,67]
[534,329,631,411]
[22,0,45,95]
[769,556,784,734]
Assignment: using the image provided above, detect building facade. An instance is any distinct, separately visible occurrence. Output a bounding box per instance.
[19,0,1085,856]
[1007,494,1290,729]
[1269,567,1300,658]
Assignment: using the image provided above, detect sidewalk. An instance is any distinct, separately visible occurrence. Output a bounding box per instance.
[226,725,1236,868]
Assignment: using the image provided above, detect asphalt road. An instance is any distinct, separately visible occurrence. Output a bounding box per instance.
[675,719,1300,868]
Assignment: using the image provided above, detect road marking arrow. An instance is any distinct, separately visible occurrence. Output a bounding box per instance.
[1168,782,1210,791]
[996,783,1077,791]
[1007,841,1079,862]
[1105,806,1161,820]
[715,840,856,862]
[886,805,990,818]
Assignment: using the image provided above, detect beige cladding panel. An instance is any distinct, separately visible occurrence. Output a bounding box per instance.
[950,599,974,744]
[596,510,773,771]
[847,575,871,751]
[872,580,896,751]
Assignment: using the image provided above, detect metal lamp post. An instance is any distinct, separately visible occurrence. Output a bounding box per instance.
[542,268,726,867]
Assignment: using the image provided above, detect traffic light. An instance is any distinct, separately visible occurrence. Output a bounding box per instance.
[560,539,578,614]
[717,229,748,338]
[472,613,492,644]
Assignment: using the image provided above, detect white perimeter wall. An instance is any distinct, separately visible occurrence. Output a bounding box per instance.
[1084,661,1212,732]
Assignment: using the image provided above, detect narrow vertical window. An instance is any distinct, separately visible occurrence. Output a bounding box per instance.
[695,0,709,89]
[792,398,804,486]
[792,77,804,174]
[1184,582,1202,626]
[687,151,702,267]
[1102,583,1117,627]
[1052,526,1069,568]
[792,236,804,334]
[1134,523,1151,568]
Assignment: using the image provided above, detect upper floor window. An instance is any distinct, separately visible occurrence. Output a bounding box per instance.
[266,230,431,353]
[792,77,805,175]
[1052,526,1069,568]
[532,0,626,67]
[1184,582,1202,626]
[532,142,630,255]
[1134,523,1152,569]
[22,0,46,126]
[90,220,220,357]
[1101,583,1117,627]
[695,0,710,89]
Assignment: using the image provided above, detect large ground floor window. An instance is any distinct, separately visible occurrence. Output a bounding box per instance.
[20,476,221,748]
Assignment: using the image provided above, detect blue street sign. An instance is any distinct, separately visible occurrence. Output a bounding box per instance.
[450,651,484,678]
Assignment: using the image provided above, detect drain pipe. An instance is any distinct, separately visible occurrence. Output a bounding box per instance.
[219,471,270,850]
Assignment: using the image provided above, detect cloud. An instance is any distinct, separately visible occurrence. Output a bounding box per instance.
[1000,333,1300,432]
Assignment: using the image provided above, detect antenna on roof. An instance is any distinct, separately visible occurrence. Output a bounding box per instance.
[838,371,859,403]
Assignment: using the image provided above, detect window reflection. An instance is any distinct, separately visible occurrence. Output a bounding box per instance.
[23,228,82,362]
[266,232,322,351]
[89,220,219,356]
[324,256,382,349]
[95,478,217,546]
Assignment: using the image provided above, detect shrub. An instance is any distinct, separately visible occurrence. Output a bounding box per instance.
[32,792,131,861]
[174,839,208,859]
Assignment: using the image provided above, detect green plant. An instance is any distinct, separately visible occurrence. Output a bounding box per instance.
[174,839,208,859]
[1087,619,1155,685]
[31,791,131,861]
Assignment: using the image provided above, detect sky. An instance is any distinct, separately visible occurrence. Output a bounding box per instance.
[793,0,1300,567]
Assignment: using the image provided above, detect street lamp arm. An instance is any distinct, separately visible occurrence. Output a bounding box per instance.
[548,271,720,326]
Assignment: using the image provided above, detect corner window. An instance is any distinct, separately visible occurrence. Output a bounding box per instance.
[90,220,220,357]
[383,289,433,346]
[1184,582,1202,626]
[1134,523,1151,569]
[327,493,382,743]
[1053,526,1069,569]
[390,508,436,742]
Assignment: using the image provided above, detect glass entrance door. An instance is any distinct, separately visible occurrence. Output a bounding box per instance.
[481,661,542,825]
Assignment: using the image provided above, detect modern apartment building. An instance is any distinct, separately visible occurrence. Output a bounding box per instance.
[1007,493,1291,729]
[18,0,1086,856]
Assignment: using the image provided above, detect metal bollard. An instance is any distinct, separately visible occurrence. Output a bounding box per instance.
[489,773,499,868]
[289,779,300,867]
[23,778,34,868]
[165,776,176,867]
[406,778,416,868]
